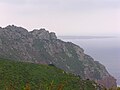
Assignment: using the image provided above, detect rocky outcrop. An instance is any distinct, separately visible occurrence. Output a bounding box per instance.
[98,76,117,89]
[30,28,57,40]
[0,25,117,89]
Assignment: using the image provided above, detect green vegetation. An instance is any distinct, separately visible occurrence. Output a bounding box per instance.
[117,87,120,90]
[0,59,98,90]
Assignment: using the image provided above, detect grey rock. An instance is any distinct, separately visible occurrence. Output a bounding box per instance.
[50,32,57,39]
[0,25,117,89]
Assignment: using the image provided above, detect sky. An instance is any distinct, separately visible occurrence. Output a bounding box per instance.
[0,0,120,36]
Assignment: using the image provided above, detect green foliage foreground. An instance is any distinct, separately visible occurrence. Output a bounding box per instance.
[0,59,98,90]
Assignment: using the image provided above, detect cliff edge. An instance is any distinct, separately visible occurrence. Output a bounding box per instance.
[0,25,117,89]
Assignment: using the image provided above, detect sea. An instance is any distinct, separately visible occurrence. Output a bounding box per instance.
[58,36,120,86]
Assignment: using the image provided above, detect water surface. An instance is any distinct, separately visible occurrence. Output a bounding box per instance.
[59,36,120,85]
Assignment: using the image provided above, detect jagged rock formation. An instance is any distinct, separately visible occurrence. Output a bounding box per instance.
[0,25,117,89]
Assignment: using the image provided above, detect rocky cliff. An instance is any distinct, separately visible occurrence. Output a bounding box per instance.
[0,25,117,89]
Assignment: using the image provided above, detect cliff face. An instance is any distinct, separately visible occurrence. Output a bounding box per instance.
[0,25,117,89]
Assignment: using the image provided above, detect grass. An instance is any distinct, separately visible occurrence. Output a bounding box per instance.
[0,58,97,90]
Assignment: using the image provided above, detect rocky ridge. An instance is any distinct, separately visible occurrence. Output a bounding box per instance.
[0,25,117,89]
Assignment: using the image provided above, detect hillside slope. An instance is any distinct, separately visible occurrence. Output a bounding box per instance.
[0,25,117,89]
[0,59,99,90]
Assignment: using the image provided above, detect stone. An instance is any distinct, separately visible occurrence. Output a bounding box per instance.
[0,25,117,89]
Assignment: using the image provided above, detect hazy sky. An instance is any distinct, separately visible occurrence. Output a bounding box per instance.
[0,0,120,36]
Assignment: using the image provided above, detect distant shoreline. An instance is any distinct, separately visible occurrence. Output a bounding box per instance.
[58,36,117,39]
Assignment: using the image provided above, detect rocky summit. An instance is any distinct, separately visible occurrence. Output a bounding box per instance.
[0,25,117,89]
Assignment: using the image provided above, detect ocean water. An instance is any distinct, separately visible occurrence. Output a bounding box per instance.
[59,36,120,85]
